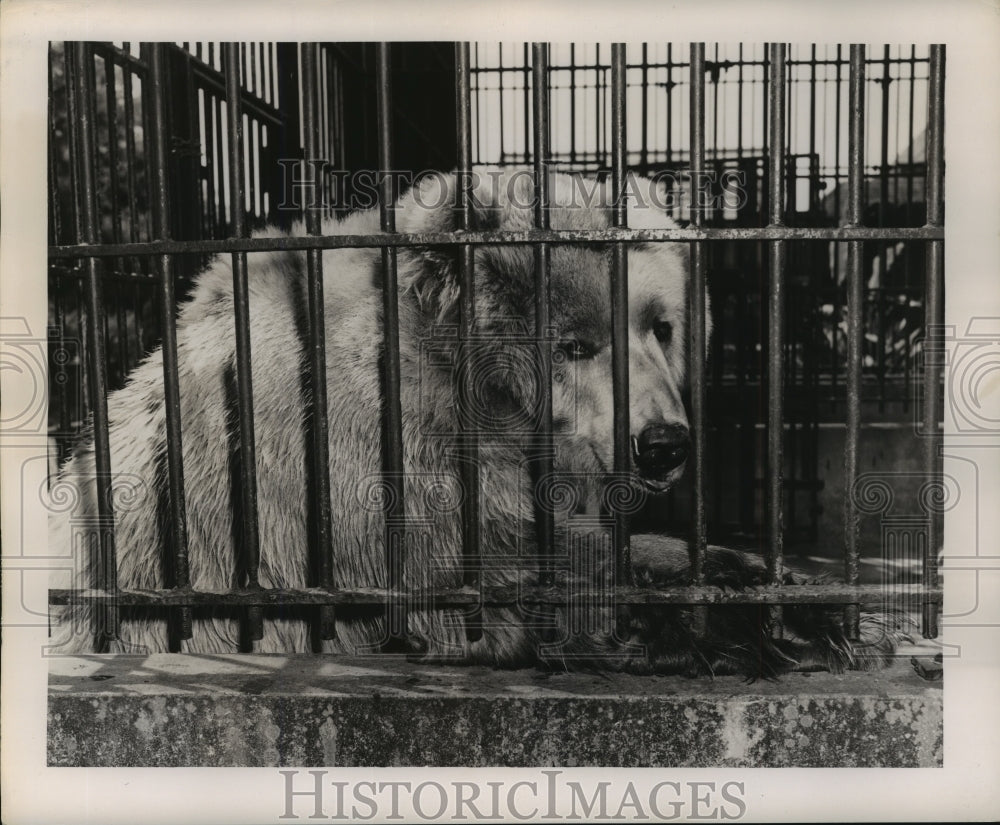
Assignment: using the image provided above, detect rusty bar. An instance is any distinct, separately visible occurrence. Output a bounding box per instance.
[610,43,634,640]
[50,582,943,609]
[843,44,866,639]
[301,43,336,643]
[102,55,129,379]
[610,44,632,591]
[689,44,708,588]
[455,42,483,644]
[877,45,891,412]
[766,44,787,624]
[223,42,264,645]
[146,43,193,646]
[68,42,119,651]
[376,43,409,651]
[50,224,945,260]
[922,45,945,639]
[531,43,557,650]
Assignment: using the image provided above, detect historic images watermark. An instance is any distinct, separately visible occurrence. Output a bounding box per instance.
[277,770,748,821]
[276,164,749,215]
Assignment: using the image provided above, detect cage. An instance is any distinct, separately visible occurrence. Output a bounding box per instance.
[46,40,943,658]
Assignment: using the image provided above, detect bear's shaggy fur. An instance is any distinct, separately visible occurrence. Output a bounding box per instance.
[49,169,907,675]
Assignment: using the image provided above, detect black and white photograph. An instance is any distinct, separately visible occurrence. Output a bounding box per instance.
[1,1,999,822]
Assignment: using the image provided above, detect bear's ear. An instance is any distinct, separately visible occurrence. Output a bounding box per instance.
[396,169,526,323]
[397,169,506,235]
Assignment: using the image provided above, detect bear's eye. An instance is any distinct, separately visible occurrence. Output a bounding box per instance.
[556,339,599,360]
[653,320,673,347]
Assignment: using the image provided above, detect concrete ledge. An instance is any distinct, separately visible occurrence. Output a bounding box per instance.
[48,654,942,767]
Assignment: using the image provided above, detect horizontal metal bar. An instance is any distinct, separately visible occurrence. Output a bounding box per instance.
[50,583,943,609]
[49,225,945,260]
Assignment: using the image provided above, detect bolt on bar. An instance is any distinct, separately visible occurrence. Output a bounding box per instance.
[69,42,120,651]
[766,43,787,636]
[531,43,557,643]
[301,43,337,643]
[146,43,193,647]
[455,42,483,644]
[688,44,708,588]
[223,43,264,645]
[922,44,945,639]
[843,44,866,640]
[375,43,409,652]
[610,43,634,641]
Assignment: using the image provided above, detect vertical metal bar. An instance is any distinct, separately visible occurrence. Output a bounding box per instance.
[808,45,818,214]
[766,44,787,630]
[69,42,119,650]
[843,45,866,640]
[878,45,891,412]
[610,44,633,612]
[104,58,131,380]
[523,44,531,164]
[640,44,649,172]
[665,44,673,165]
[922,45,945,639]
[497,44,505,162]
[531,43,556,645]
[455,42,483,643]
[301,43,336,643]
[202,86,218,236]
[375,43,409,651]
[569,44,577,164]
[223,42,263,644]
[689,44,708,589]
[122,51,146,358]
[736,44,744,161]
[146,44,193,646]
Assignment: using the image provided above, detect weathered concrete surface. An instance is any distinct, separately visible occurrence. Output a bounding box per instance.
[48,654,942,767]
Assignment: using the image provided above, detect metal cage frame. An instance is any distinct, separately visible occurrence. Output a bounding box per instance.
[48,41,945,654]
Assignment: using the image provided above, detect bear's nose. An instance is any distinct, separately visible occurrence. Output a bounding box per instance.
[633,423,690,475]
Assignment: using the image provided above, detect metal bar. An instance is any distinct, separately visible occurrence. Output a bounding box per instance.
[69,42,119,650]
[878,46,891,412]
[569,44,577,164]
[223,42,264,645]
[49,225,945,260]
[766,44,787,627]
[922,44,945,640]
[375,43,409,651]
[50,582,943,609]
[104,56,130,380]
[843,44,866,640]
[665,44,673,164]
[146,43,193,647]
[455,42,483,644]
[523,43,531,164]
[610,44,632,600]
[301,43,336,643]
[609,44,633,641]
[530,43,557,648]
[689,44,708,594]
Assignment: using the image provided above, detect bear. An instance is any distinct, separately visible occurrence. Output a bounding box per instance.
[48,168,908,676]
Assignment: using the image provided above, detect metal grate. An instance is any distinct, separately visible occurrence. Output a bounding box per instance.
[48,41,945,654]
